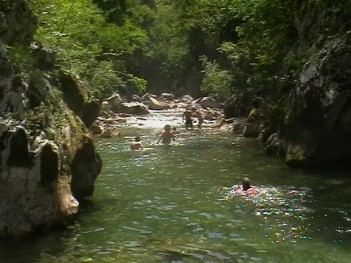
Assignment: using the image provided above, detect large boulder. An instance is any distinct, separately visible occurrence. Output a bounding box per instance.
[0,0,38,45]
[283,34,351,166]
[147,97,171,110]
[104,93,123,111]
[160,92,174,101]
[118,102,150,115]
[0,120,101,235]
[0,0,102,236]
[199,97,222,109]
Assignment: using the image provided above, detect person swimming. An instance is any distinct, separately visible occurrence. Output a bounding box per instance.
[129,136,143,150]
[172,127,180,134]
[156,124,176,144]
[242,177,251,191]
[241,177,256,195]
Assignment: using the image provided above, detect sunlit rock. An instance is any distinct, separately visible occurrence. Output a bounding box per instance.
[199,97,222,109]
[147,97,171,110]
[119,102,150,114]
[160,92,174,101]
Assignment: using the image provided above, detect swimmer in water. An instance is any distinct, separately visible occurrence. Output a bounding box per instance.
[129,136,143,150]
[242,177,251,191]
[172,127,180,134]
[156,124,176,145]
[241,177,256,195]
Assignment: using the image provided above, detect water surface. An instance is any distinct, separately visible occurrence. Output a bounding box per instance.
[1,110,350,263]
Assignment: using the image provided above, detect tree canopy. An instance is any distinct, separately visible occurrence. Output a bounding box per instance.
[23,0,349,101]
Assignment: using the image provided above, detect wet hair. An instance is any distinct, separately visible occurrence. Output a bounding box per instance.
[164,125,171,131]
[135,136,141,142]
[242,177,251,191]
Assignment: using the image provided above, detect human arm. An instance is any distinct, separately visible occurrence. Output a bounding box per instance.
[156,133,162,144]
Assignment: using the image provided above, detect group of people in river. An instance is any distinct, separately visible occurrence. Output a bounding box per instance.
[128,107,257,199]
[182,106,204,130]
[129,124,177,150]
[129,106,204,150]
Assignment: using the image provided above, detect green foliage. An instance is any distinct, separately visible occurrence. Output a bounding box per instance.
[85,60,123,99]
[26,0,333,102]
[6,45,34,71]
[146,0,190,73]
[28,0,149,100]
[25,87,68,139]
[200,56,232,100]
[129,76,147,93]
[184,0,299,97]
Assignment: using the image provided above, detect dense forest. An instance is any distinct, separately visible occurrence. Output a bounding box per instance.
[1,0,351,166]
[21,0,319,99]
[4,0,342,101]
[23,0,351,167]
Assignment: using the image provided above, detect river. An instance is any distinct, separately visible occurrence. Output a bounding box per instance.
[0,109,351,263]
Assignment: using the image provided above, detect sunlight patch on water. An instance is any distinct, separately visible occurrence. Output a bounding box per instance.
[126,109,183,129]
[219,185,323,244]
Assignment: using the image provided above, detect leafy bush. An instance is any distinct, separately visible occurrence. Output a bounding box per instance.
[28,0,149,100]
[6,45,34,71]
[200,56,232,100]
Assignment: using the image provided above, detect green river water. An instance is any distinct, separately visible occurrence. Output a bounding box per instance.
[1,110,351,263]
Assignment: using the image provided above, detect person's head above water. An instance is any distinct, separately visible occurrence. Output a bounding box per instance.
[135,136,141,142]
[164,124,171,131]
[242,177,251,191]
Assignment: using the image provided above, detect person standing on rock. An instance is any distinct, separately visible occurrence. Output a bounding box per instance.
[195,108,204,129]
[182,107,194,130]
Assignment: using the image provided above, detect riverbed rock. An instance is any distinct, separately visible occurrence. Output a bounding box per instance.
[160,92,175,101]
[0,123,101,235]
[199,97,222,109]
[180,95,194,103]
[141,93,158,101]
[119,102,150,115]
[58,71,100,127]
[147,97,171,110]
[105,93,123,111]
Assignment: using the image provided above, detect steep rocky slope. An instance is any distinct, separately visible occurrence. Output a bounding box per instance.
[0,0,101,235]
[243,1,351,167]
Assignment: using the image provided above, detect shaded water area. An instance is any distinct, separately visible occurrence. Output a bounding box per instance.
[1,110,351,263]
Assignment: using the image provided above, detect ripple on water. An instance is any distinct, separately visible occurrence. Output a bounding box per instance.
[88,115,351,263]
[219,185,318,244]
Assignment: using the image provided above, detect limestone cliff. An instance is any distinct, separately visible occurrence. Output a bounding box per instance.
[0,0,101,235]
[262,1,351,167]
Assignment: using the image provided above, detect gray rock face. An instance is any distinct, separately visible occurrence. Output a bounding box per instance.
[253,2,351,167]
[0,0,38,45]
[0,124,69,234]
[0,0,101,236]
[284,35,351,166]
